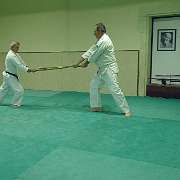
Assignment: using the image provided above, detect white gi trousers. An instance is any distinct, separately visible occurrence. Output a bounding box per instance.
[0,72,24,106]
[90,67,130,113]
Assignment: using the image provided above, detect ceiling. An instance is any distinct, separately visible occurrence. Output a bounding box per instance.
[0,0,173,16]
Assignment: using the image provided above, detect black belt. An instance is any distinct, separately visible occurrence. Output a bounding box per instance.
[5,71,19,80]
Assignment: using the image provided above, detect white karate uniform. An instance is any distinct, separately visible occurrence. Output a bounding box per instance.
[82,34,130,113]
[0,50,28,106]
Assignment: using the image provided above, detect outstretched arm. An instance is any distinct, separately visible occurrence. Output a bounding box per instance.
[73,45,96,68]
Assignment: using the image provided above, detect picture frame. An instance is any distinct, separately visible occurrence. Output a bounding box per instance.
[157,29,176,51]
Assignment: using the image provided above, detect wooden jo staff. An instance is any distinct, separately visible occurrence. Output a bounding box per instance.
[35,65,80,72]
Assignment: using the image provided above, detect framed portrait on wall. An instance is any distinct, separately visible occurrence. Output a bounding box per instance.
[157,29,176,51]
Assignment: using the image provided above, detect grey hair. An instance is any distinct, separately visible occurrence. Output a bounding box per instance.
[10,41,20,48]
[96,23,106,33]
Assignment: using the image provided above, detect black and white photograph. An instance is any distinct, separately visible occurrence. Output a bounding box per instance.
[157,29,176,51]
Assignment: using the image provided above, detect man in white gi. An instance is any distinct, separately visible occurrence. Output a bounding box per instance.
[74,23,131,117]
[0,41,36,107]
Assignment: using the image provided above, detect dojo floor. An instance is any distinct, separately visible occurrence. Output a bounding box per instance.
[0,90,180,180]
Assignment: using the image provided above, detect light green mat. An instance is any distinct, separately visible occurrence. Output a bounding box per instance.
[0,90,180,180]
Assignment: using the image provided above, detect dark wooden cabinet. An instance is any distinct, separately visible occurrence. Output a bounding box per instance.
[147,84,180,98]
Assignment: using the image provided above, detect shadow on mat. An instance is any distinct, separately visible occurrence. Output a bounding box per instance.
[0,103,127,117]
[20,104,90,111]
[16,104,123,115]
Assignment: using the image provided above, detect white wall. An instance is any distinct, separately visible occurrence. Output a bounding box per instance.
[151,16,180,84]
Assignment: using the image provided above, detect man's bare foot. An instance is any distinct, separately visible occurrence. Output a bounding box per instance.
[124,112,132,117]
[90,107,103,112]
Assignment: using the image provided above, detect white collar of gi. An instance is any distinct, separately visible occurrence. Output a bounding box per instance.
[96,33,107,46]
[9,49,20,59]
[10,49,17,55]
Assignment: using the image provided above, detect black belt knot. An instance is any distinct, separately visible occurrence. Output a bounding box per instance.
[5,71,19,80]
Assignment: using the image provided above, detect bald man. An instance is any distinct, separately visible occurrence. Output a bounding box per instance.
[0,41,36,107]
[74,23,131,117]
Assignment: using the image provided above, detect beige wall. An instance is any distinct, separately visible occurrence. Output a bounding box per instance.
[0,0,180,95]
[0,11,68,51]
[15,50,139,96]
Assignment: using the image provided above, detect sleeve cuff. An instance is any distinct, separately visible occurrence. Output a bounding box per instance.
[81,54,87,59]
